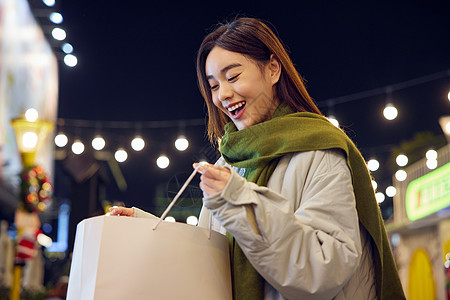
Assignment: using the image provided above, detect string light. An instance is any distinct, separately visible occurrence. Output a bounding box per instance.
[131,136,145,151]
[164,216,176,222]
[367,159,380,171]
[92,136,106,151]
[426,159,437,170]
[42,0,55,6]
[375,192,385,204]
[186,216,198,225]
[395,154,408,167]
[64,54,77,67]
[386,186,397,197]
[49,12,63,24]
[54,133,68,147]
[62,43,73,54]
[174,135,189,151]
[395,170,407,181]
[52,28,66,41]
[371,180,378,191]
[383,103,398,120]
[115,148,128,163]
[156,154,170,169]
[72,139,85,155]
[327,115,339,127]
[326,102,339,127]
[425,149,437,160]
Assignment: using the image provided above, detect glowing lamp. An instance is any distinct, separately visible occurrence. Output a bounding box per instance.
[11,118,54,167]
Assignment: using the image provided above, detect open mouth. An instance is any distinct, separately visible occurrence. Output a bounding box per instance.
[227,101,246,117]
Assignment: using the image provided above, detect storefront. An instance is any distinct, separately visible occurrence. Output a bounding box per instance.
[387,144,450,300]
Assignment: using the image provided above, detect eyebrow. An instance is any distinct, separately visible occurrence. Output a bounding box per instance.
[206,63,242,80]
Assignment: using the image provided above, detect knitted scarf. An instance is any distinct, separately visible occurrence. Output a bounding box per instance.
[220,104,405,300]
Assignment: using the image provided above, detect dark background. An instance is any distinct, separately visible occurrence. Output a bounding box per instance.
[47,0,450,217]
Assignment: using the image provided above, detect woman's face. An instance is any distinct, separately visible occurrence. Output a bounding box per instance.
[205,47,281,130]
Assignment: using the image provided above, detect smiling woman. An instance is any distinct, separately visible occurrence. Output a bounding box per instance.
[193,17,406,300]
[196,17,321,143]
[111,17,406,300]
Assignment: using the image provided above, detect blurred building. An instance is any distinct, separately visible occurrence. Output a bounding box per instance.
[387,145,450,299]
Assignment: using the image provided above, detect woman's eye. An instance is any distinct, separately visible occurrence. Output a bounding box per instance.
[227,74,239,82]
[210,84,219,91]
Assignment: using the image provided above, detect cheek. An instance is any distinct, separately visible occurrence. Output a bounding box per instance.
[212,95,227,113]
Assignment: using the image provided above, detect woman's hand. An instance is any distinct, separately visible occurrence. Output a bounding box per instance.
[109,206,134,217]
[193,162,231,198]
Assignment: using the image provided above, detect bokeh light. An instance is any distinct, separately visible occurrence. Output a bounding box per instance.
[55,133,68,147]
[156,155,170,169]
[175,135,189,151]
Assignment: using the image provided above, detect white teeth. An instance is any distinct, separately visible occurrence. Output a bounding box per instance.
[227,102,245,112]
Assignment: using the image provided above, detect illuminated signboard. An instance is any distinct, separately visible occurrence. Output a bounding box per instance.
[406,162,450,221]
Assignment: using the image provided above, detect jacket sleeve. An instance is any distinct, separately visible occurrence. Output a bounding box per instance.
[202,150,362,300]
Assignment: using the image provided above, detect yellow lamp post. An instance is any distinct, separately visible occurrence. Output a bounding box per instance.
[9,114,54,300]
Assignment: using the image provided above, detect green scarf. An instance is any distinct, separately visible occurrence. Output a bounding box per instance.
[220,104,405,300]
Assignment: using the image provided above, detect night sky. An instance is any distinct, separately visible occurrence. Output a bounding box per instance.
[52,1,450,216]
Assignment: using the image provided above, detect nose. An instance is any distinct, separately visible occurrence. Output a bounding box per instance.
[218,83,233,102]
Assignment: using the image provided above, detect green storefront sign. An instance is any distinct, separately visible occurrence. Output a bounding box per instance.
[405,162,450,221]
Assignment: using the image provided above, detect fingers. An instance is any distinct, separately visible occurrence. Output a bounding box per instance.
[193,162,231,179]
[193,162,231,198]
[109,206,134,217]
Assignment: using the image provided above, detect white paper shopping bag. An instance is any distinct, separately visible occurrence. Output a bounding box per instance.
[67,215,232,300]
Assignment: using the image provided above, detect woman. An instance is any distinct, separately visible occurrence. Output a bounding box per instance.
[111,18,405,299]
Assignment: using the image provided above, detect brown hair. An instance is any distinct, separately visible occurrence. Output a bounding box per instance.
[196,17,322,144]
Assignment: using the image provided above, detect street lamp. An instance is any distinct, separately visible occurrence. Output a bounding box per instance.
[10,118,54,167]
[10,114,54,300]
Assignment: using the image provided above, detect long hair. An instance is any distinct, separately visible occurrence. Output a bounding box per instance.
[196,17,322,144]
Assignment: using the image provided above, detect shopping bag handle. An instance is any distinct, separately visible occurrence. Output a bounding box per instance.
[153,165,205,232]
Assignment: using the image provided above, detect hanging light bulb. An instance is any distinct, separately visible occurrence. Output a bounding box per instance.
[186,216,198,226]
[395,154,408,167]
[52,28,66,41]
[55,133,68,147]
[383,88,398,120]
[49,12,63,24]
[72,139,85,155]
[156,154,170,169]
[175,135,189,151]
[375,192,385,204]
[42,0,55,6]
[62,43,73,54]
[426,159,437,170]
[386,186,397,197]
[131,136,145,151]
[327,115,339,127]
[92,135,106,151]
[371,180,378,191]
[367,159,379,171]
[395,170,407,181]
[164,216,176,223]
[326,102,339,127]
[383,103,398,120]
[448,90,450,102]
[64,54,77,67]
[115,148,128,163]
[425,149,437,160]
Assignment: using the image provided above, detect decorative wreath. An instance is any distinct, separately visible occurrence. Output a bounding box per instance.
[20,165,53,213]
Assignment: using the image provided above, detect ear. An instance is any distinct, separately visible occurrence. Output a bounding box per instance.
[268,54,281,85]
